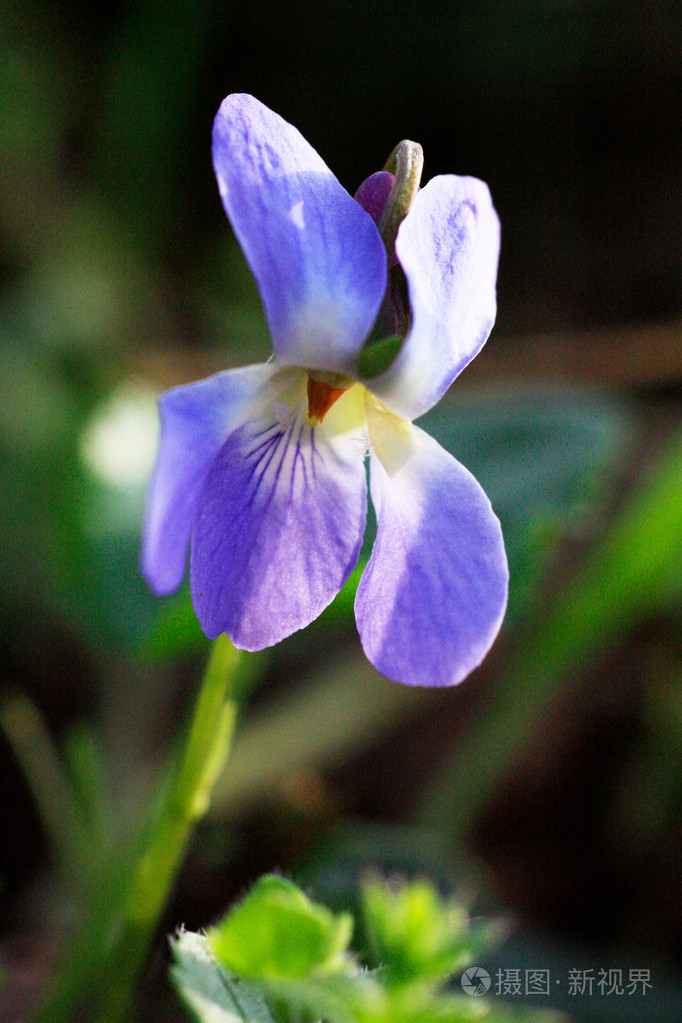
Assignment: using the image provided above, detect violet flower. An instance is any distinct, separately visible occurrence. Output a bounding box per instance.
[142,94,508,687]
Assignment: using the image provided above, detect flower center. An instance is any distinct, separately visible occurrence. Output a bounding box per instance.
[306,374,350,425]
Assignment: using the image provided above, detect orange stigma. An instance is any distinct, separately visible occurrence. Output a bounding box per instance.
[306,376,349,425]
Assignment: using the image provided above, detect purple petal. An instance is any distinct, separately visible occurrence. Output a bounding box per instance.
[354,171,394,227]
[366,175,500,420]
[212,94,387,373]
[190,402,367,649]
[141,364,277,596]
[355,416,508,687]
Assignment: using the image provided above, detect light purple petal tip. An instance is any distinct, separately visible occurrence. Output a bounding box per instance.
[190,409,367,649]
[367,175,500,420]
[212,94,387,373]
[355,424,508,687]
[141,364,276,596]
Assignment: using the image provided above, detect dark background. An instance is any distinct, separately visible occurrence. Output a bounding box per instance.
[1,1,681,1020]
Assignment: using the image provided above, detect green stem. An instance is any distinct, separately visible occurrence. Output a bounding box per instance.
[32,634,241,1023]
[94,633,240,1023]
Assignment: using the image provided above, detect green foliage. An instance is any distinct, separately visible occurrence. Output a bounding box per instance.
[173,930,277,1023]
[209,875,354,980]
[24,637,245,1023]
[422,384,634,628]
[3,3,680,1022]
[173,875,563,1023]
[361,877,502,988]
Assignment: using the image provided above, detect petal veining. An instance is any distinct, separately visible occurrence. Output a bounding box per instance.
[212,94,387,373]
[141,363,279,596]
[190,398,368,649]
[366,175,500,420]
[355,406,508,687]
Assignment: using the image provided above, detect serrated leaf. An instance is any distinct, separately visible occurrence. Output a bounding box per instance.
[362,877,504,988]
[209,875,354,980]
[170,929,276,1023]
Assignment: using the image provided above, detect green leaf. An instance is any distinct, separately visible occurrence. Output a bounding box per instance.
[422,383,635,624]
[170,930,276,1023]
[423,384,632,514]
[173,878,560,1023]
[362,877,503,988]
[209,875,354,980]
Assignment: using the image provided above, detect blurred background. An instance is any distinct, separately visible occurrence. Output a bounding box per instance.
[1,0,680,1019]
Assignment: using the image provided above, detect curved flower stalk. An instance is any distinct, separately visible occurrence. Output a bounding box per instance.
[142,94,508,687]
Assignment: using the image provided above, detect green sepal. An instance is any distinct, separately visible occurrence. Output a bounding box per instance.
[208,875,354,980]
